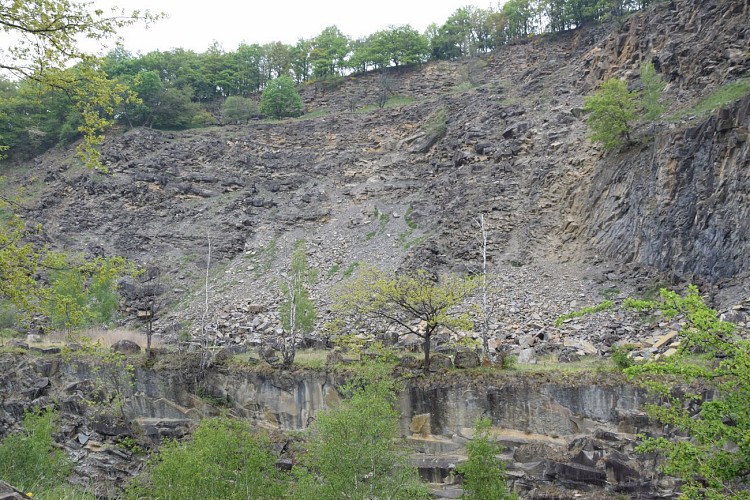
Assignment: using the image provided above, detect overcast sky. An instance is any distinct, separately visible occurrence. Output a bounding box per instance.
[92,0,497,55]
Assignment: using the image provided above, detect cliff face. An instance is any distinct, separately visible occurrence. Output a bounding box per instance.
[573,94,750,288]
[3,0,749,343]
[0,353,662,498]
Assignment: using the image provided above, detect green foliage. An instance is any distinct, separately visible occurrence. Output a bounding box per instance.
[424,107,448,137]
[310,26,349,78]
[333,266,477,372]
[128,417,287,499]
[279,241,317,367]
[458,417,515,499]
[610,344,636,370]
[259,76,303,119]
[0,408,73,494]
[624,285,750,498]
[583,78,638,149]
[43,254,133,332]
[677,78,750,119]
[221,95,257,124]
[554,300,614,327]
[0,0,157,166]
[294,362,428,499]
[640,61,666,120]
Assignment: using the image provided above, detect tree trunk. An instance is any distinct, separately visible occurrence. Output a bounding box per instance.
[423,332,432,373]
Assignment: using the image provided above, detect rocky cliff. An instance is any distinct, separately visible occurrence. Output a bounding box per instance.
[1,0,748,402]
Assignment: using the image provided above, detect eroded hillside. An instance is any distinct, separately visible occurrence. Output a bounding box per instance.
[4,0,749,353]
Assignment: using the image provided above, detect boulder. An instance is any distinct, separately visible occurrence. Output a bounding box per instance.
[111,339,141,354]
[454,350,480,369]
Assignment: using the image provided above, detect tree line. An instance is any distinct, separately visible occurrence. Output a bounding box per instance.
[0,0,659,162]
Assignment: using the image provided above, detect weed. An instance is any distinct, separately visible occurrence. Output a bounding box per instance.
[343,262,360,278]
[610,344,636,370]
[554,300,614,327]
[675,78,750,120]
[327,263,340,278]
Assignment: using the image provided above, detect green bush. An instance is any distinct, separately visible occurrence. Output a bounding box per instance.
[128,417,287,499]
[457,417,515,499]
[583,78,637,149]
[0,408,73,494]
[294,361,428,499]
[259,76,303,119]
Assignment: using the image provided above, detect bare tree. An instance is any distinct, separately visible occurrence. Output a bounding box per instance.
[279,241,317,368]
[200,232,213,372]
[474,214,495,362]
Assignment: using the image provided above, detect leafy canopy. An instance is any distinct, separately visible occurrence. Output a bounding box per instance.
[458,417,516,499]
[624,285,750,499]
[128,417,287,499]
[0,408,73,494]
[294,361,429,499]
[259,76,303,119]
[333,266,476,371]
[583,78,638,149]
[0,0,159,166]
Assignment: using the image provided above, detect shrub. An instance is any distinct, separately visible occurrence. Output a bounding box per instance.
[259,76,303,119]
[0,408,73,494]
[458,417,515,499]
[583,78,637,149]
[128,417,287,499]
[294,361,428,499]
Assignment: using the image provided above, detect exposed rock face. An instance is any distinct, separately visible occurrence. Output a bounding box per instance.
[0,353,666,497]
[7,0,746,352]
[573,94,750,286]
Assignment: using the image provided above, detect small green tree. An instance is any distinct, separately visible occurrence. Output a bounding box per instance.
[640,61,666,120]
[458,417,515,499]
[128,417,287,499]
[333,266,477,372]
[583,78,638,149]
[294,361,429,499]
[221,95,257,124]
[0,408,73,494]
[279,241,317,368]
[624,286,750,499]
[259,76,303,119]
[43,254,132,332]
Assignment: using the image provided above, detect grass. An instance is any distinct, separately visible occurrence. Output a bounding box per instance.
[327,263,341,278]
[343,262,360,278]
[675,78,750,119]
[295,108,331,121]
[554,300,614,327]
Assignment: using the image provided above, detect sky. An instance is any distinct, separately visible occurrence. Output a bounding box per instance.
[91,0,497,55]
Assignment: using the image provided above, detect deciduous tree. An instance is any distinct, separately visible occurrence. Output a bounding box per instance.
[259,76,303,119]
[334,266,476,372]
[583,78,637,149]
[624,286,750,498]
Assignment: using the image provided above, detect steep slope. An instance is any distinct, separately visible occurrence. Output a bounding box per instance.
[4,0,748,349]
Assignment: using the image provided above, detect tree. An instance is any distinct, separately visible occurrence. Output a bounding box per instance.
[458,417,515,499]
[128,417,287,499]
[583,78,637,149]
[0,0,158,166]
[640,61,665,120]
[222,95,256,124]
[334,266,477,372]
[294,362,428,499]
[279,241,317,368]
[624,286,750,498]
[310,25,349,78]
[43,254,132,332]
[259,76,303,119]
